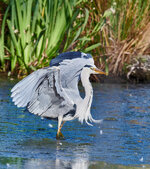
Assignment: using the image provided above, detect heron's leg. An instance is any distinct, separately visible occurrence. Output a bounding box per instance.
[56,116,65,139]
[60,121,65,130]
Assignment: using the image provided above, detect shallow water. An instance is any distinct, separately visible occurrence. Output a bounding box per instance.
[0,77,150,168]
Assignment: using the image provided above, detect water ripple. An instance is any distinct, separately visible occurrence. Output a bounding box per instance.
[1,79,150,168]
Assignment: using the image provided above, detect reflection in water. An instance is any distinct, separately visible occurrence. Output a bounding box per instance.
[1,157,149,169]
[1,78,150,168]
[5,140,90,169]
[55,142,89,169]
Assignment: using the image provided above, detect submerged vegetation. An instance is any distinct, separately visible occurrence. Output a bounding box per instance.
[0,0,150,77]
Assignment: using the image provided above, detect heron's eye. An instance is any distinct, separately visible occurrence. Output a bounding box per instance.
[90,67,95,70]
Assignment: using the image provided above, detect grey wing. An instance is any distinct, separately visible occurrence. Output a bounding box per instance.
[11,68,49,107]
[11,67,75,118]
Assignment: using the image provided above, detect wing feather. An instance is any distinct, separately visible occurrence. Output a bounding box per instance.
[11,67,75,118]
[11,69,48,107]
[11,73,36,92]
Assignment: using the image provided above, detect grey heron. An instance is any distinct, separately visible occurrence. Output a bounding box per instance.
[11,51,106,139]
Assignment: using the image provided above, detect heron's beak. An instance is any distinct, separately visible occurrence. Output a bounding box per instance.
[93,68,107,75]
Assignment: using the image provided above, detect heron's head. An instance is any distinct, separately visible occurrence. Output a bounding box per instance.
[83,65,107,75]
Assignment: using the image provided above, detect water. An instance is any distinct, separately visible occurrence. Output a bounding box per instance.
[0,77,150,168]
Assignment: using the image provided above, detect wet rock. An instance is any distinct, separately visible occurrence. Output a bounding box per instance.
[127,55,150,83]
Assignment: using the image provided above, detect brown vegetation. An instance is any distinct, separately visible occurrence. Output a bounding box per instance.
[0,0,150,80]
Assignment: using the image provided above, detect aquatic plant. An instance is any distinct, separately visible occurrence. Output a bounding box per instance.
[6,0,80,74]
[0,0,150,77]
[88,0,150,75]
[0,0,101,76]
[107,0,150,75]
[0,1,9,70]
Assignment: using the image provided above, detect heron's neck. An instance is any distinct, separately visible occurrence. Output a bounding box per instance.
[81,70,93,103]
[75,69,94,123]
[76,70,93,123]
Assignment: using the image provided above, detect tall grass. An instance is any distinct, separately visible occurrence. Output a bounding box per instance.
[92,0,150,75]
[0,0,150,76]
[75,0,150,75]
[6,0,79,74]
[0,1,9,70]
[1,0,102,75]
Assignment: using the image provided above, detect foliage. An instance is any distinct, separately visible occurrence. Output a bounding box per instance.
[72,0,150,75]
[107,0,150,75]
[0,0,9,70]
[0,0,102,75]
[5,0,79,73]
[90,0,150,75]
[0,0,150,76]
[1,0,9,3]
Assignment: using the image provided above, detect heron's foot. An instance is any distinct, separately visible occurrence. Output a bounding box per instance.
[56,131,64,140]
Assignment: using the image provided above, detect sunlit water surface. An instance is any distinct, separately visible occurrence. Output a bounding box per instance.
[0,77,150,169]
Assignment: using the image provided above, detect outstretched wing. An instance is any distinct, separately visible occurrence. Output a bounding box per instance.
[11,67,75,118]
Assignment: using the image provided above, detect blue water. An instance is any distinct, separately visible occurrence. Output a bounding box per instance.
[0,77,150,168]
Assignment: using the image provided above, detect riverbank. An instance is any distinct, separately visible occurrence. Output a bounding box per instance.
[0,71,148,85]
